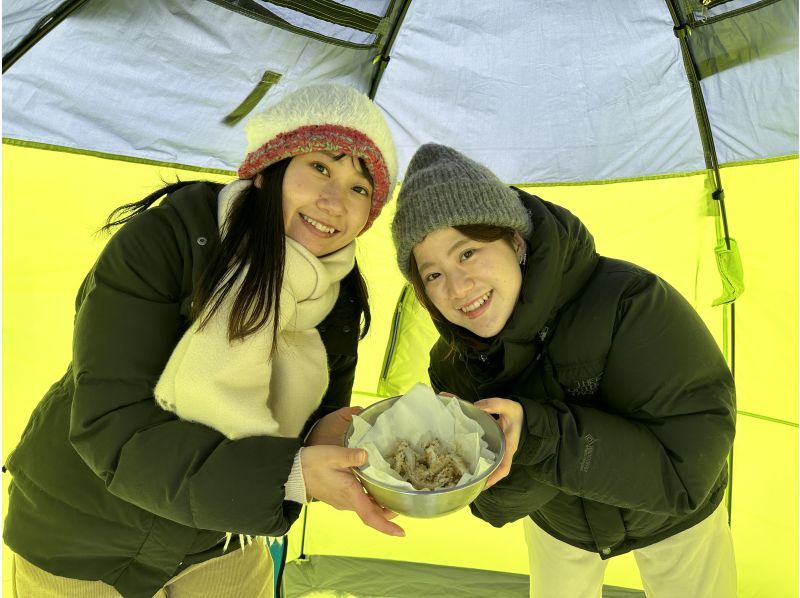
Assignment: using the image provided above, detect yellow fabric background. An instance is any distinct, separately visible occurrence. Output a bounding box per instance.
[3,144,796,595]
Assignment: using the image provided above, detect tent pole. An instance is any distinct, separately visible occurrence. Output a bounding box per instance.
[368,0,415,98]
[727,303,735,524]
[298,504,309,559]
[3,0,91,73]
[664,0,737,524]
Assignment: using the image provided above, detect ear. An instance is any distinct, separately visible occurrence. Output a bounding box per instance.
[253,173,263,189]
[512,232,527,258]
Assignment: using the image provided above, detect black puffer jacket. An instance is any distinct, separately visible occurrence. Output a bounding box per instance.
[429,189,735,558]
[3,182,362,597]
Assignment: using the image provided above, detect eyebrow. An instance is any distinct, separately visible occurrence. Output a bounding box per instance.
[417,238,471,273]
[321,151,372,187]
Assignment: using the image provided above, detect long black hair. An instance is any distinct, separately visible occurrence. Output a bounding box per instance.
[103,159,372,354]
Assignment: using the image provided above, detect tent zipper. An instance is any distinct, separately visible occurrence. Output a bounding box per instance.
[378,284,410,386]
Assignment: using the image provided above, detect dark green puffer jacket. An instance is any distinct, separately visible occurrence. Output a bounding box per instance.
[3,182,362,597]
[429,189,735,558]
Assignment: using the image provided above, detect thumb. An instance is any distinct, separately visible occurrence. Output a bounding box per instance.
[474,398,501,413]
[342,447,368,467]
[340,406,363,419]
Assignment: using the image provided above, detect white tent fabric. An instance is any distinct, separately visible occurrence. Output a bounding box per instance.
[377,0,702,182]
[2,0,377,171]
[4,0,796,181]
[1,0,65,55]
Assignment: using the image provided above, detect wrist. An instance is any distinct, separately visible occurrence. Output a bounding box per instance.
[285,448,309,504]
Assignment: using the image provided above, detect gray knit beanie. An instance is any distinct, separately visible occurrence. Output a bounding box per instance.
[391,143,533,279]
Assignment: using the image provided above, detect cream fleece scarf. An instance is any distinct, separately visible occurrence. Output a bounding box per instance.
[155,179,355,439]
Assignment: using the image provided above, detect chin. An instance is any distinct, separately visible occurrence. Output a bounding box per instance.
[463,322,498,338]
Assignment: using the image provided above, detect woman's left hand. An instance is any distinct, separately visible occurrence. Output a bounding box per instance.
[474,397,524,489]
[306,406,363,446]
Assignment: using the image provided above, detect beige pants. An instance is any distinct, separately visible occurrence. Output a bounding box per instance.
[524,502,737,598]
[12,539,274,597]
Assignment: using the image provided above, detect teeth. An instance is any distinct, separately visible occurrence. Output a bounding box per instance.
[302,214,336,234]
[461,291,491,313]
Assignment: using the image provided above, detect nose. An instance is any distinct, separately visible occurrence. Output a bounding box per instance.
[317,181,345,215]
[447,267,473,299]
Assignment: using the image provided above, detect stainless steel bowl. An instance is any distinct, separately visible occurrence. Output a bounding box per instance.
[344,394,505,518]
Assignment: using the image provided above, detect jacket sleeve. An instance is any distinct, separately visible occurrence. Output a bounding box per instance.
[69,206,301,536]
[512,271,736,516]
[429,352,561,526]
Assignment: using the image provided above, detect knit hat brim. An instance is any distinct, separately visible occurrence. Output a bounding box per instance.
[238,125,391,232]
[238,84,398,234]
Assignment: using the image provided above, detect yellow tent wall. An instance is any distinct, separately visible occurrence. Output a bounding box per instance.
[3,143,797,596]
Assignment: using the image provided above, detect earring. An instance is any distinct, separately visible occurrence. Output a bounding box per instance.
[519,252,527,266]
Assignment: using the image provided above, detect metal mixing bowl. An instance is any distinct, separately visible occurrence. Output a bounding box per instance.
[344,394,505,518]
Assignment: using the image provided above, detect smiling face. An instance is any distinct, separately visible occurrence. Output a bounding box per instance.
[280,151,373,256]
[412,227,524,338]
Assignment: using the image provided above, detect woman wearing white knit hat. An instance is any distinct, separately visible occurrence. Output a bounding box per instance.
[4,84,401,597]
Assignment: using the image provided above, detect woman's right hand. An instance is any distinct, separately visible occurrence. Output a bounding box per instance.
[301,445,405,537]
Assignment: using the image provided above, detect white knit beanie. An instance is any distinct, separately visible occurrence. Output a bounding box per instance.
[238,84,398,233]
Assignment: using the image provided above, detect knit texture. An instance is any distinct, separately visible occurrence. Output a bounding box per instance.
[154,180,355,440]
[238,84,398,233]
[391,143,532,279]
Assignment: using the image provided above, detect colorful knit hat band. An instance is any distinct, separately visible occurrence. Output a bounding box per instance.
[237,125,391,233]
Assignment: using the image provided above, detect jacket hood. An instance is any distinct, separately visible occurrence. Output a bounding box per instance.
[434,189,599,370]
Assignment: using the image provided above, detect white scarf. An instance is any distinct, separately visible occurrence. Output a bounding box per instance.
[155,180,355,439]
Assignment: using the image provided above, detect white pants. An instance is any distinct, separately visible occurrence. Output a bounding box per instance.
[524,502,737,598]
[12,539,274,597]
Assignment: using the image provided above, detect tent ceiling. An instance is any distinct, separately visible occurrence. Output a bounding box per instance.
[2,0,797,182]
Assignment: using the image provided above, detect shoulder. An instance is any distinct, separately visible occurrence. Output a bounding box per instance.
[92,182,223,301]
[569,257,711,354]
[578,257,667,311]
[108,182,221,246]
[547,257,674,357]
[593,258,693,322]
[155,181,222,233]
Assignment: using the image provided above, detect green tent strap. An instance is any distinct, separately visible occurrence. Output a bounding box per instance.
[712,238,744,306]
[222,70,282,126]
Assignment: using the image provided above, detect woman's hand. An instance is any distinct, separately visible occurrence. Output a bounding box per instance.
[474,397,524,489]
[301,445,405,537]
[306,406,362,446]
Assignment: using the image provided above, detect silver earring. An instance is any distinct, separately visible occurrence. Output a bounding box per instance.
[519,252,527,266]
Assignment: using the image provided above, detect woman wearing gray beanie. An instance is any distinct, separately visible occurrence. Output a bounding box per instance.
[391,143,737,597]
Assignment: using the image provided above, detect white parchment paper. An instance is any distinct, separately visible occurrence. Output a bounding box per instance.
[347,383,496,491]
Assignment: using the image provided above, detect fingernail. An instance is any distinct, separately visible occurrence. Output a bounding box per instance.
[394,530,405,537]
